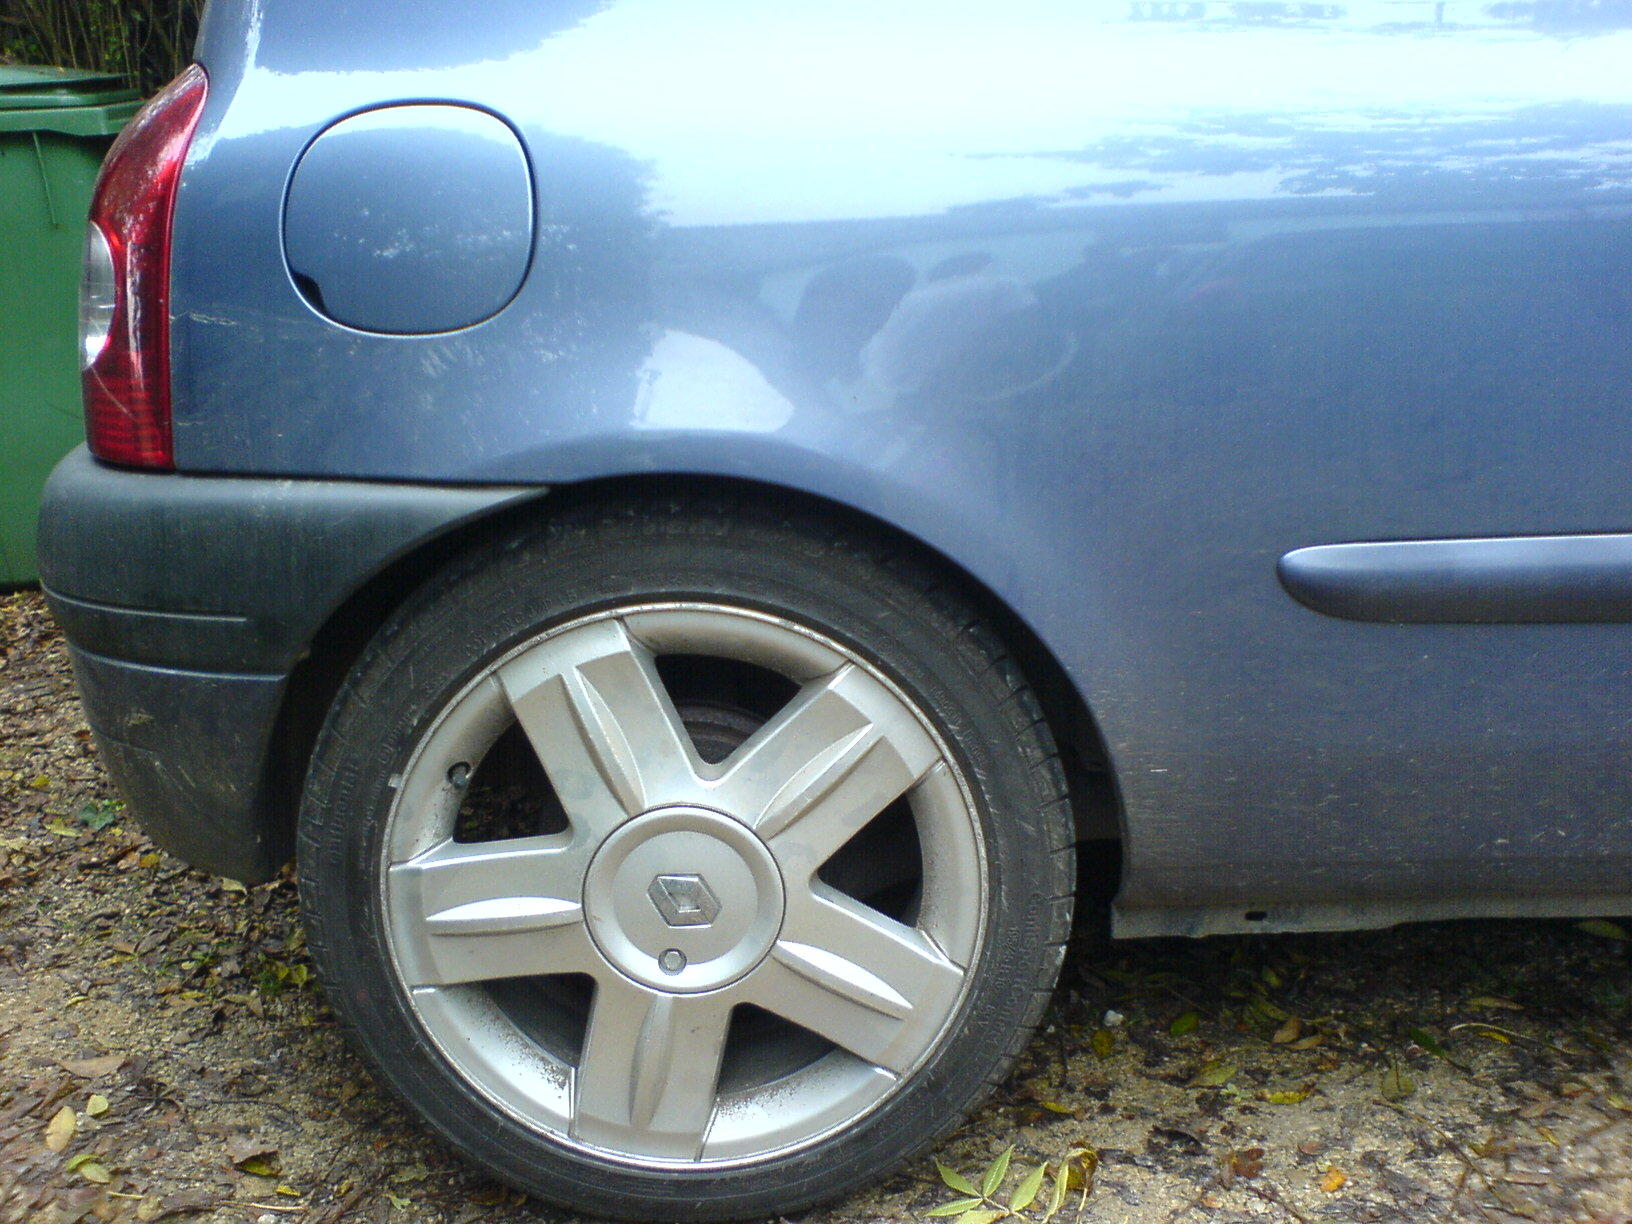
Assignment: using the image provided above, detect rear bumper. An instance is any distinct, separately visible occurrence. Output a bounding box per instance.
[38,446,539,880]
[67,648,288,879]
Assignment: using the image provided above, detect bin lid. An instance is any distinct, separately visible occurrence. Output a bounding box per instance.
[0,66,142,136]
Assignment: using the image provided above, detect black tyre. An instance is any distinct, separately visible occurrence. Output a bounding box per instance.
[298,497,1074,1221]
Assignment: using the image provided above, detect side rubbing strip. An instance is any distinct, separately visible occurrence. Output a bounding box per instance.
[1278,534,1632,624]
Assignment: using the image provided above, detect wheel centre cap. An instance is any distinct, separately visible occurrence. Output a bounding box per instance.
[582,806,784,993]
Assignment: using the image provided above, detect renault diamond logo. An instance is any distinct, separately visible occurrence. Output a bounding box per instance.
[648,874,720,928]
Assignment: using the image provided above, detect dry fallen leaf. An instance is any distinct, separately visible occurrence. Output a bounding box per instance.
[226,1135,277,1167]
[155,1188,222,1218]
[59,1054,124,1079]
[44,1105,76,1152]
[86,1093,110,1117]
[227,1133,281,1178]
[1380,1065,1416,1101]
[1321,1166,1348,1193]
[1220,1147,1265,1188]
[1271,1017,1303,1044]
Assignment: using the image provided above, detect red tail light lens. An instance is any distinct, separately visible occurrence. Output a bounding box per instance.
[82,64,208,469]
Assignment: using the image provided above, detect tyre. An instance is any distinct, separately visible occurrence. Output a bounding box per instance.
[298,497,1075,1221]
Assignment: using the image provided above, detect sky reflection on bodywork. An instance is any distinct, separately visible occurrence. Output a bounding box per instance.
[174,0,1632,914]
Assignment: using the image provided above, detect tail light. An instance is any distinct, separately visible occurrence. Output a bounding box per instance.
[81,65,208,469]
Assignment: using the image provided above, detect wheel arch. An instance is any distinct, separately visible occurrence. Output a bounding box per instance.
[266,473,1123,867]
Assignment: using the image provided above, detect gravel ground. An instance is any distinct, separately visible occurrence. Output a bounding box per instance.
[3,588,1631,1224]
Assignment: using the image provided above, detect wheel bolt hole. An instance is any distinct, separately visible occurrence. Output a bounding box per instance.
[658,949,687,975]
[446,762,472,790]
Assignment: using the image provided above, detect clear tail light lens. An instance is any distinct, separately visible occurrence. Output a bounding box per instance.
[81,64,208,469]
[80,222,117,369]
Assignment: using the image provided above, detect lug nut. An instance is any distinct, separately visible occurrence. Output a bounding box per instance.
[446,762,471,789]
[658,949,687,975]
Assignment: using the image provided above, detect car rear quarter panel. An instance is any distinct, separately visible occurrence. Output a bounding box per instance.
[176,0,1632,932]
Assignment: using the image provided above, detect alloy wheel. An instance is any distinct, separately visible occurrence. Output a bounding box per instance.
[380,604,988,1165]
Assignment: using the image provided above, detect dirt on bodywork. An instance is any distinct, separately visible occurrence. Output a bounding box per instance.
[2,589,1630,1224]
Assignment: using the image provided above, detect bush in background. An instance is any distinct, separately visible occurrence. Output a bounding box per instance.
[0,0,203,96]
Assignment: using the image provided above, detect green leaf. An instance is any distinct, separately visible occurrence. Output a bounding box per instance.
[1247,996,1291,1024]
[77,804,119,831]
[1090,1029,1115,1061]
[981,1146,1014,1199]
[1464,996,1524,1011]
[937,1163,978,1196]
[928,1198,985,1216]
[1042,1163,1069,1223]
[1262,1085,1315,1105]
[238,1157,278,1177]
[1380,1065,1416,1101]
[957,1210,1007,1224]
[1009,1164,1046,1213]
[1169,1011,1200,1037]
[1409,1026,1448,1058]
[1577,919,1629,941]
[1190,1060,1236,1088]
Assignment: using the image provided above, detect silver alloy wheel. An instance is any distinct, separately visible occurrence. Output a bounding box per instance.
[380,603,987,1166]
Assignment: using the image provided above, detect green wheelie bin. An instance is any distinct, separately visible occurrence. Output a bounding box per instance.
[1,66,140,586]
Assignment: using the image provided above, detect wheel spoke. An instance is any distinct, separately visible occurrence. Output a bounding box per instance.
[743,887,965,1074]
[499,618,701,838]
[712,664,939,872]
[387,837,595,986]
[572,976,733,1159]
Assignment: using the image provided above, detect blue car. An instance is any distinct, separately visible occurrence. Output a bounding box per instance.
[37,0,1632,1216]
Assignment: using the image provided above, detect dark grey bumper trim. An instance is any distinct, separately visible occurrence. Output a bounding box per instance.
[69,645,288,881]
[38,446,541,672]
[38,447,550,880]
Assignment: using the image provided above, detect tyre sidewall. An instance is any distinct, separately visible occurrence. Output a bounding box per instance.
[299,512,1071,1220]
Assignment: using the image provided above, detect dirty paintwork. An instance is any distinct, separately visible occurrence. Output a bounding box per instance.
[48,0,1632,932]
